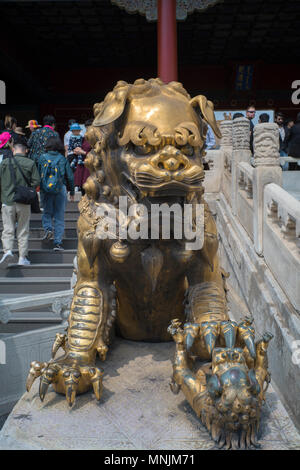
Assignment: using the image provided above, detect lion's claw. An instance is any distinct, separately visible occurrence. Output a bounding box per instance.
[39,364,59,400]
[52,333,67,359]
[63,369,81,407]
[26,357,104,406]
[89,367,104,400]
[26,361,48,392]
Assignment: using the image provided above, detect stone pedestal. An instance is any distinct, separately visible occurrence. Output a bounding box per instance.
[1,339,300,450]
[220,120,233,206]
[231,118,251,215]
[252,123,282,255]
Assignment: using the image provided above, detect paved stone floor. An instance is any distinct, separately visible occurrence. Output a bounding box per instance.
[0,339,300,450]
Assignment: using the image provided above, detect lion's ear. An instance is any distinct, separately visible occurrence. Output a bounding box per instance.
[93,85,130,127]
[190,95,222,139]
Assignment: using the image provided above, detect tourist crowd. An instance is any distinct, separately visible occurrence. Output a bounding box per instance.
[0,114,92,267]
[233,106,300,169]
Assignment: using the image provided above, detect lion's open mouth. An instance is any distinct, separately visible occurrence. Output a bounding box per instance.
[121,170,204,199]
[135,171,204,187]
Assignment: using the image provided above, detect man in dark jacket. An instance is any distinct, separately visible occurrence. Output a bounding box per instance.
[0,142,40,266]
[286,112,300,160]
[275,112,290,155]
[28,115,59,163]
[246,105,255,153]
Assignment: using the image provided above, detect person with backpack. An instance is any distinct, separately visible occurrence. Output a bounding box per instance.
[28,115,59,164]
[0,142,40,266]
[38,136,74,251]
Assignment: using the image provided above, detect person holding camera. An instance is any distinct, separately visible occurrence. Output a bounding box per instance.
[67,123,84,170]
[72,119,92,195]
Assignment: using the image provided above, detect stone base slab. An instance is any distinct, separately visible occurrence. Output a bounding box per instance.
[1,339,300,450]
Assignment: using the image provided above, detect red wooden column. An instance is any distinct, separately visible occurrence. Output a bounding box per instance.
[157,0,178,83]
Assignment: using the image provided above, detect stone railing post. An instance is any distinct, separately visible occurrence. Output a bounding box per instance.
[220,120,233,202]
[231,118,251,215]
[220,120,233,148]
[252,123,282,255]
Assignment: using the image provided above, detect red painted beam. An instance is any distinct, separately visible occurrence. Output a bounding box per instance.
[157,0,177,83]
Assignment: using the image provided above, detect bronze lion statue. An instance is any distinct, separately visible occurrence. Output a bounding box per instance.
[27,78,272,449]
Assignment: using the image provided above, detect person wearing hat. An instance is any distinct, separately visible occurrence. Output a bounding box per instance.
[26,120,41,134]
[64,118,76,156]
[0,131,13,162]
[27,115,59,164]
[64,119,85,157]
[67,123,84,170]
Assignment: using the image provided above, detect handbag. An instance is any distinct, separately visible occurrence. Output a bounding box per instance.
[8,156,37,205]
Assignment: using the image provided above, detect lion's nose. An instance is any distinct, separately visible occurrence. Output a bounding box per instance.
[163,157,181,171]
[158,157,187,172]
[156,147,187,172]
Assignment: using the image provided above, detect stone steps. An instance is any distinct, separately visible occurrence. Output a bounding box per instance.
[29,210,78,219]
[27,228,77,238]
[0,264,73,278]
[0,249,76,264]
[0,316,62,333]
[0,219,78,229]
[0,196,78,334]
[0,277,71,294]
[10,238,78,250]
[66,201,80,210]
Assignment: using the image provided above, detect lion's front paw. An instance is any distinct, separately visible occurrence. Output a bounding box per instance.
[26,355,104,407]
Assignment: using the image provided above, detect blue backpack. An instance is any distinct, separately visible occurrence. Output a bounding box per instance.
[40,154,63,194]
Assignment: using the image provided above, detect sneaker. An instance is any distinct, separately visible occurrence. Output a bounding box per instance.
[0,251,16,268]
[53,244,64,251]
[42,230,53,241]
[18,257,31,266]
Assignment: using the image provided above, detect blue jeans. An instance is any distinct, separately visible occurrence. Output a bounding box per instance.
[41,186,67,245]
[280,150,289,170]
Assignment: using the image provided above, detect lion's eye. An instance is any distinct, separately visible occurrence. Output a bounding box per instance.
[180,145,194,156]
[134,144,154,155]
